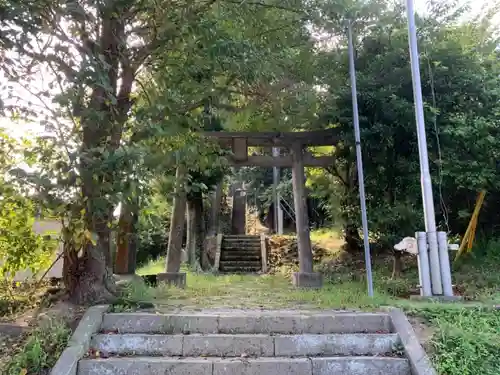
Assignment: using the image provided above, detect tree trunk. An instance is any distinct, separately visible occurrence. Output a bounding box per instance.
[115,199,139,274]
[192,192,208,269]
[207,182,222,236]
[64,6,134,304]
[392,251,403,279]
[186,198,197,267]
[343,223,362,253]
[166,166,187,273]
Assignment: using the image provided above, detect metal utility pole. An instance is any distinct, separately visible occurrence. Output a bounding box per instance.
[347,21,374,297]
[405,0,443,295]
[272,147,283,234]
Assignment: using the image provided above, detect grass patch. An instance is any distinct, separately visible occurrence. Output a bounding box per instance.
[134,260,392,309]
[3,319,71,375]
[136,259,164,276]
[408,306,500,375]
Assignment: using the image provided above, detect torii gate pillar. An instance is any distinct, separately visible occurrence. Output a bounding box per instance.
[291,143,322,288]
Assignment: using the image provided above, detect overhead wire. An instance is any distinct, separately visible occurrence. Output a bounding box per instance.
[424,47,450,233]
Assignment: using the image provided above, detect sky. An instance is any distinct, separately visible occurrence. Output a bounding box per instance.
[0,0,498,139]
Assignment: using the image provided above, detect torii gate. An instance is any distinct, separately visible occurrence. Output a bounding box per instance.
[158,129,338,289]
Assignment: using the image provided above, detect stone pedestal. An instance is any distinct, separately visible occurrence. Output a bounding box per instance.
[292,272,323,289]
[409,295,463,302]
[157,272,187,288]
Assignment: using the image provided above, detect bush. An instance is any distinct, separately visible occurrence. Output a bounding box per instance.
[5,320,71,375]
[0,195,55,281]
[413,307,500,375]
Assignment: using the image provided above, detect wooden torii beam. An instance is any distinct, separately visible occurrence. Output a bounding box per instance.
[203,129,338,168]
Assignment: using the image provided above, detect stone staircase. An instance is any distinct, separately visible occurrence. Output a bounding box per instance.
[78,310,412,375]
[219,235,262,273]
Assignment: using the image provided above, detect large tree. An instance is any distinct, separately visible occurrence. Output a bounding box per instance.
[1,0,218,303]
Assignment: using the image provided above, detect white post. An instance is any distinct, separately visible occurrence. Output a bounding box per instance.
[348,21,374,297]
[277,195,284,235]
[437,231,454,296]
[416,232,432,296]
[272,147,280,234]
[405,0,443,295]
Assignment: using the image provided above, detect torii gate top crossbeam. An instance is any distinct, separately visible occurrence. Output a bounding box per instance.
[203,129,339,147]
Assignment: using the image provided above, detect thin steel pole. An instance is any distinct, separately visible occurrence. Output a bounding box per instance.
[405,0,443,295]
[272,147,280,233]
[347,21,374,297]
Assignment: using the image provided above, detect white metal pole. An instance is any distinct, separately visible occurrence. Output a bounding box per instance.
[277,194,284,235]
[416,232,432,296]
[405,0,443,295]
[348,21,374,297]
[272,147,280,234]
[437,231,454,296]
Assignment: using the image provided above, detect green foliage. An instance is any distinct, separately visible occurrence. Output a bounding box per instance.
[0,195,55,280]
[5,320,71,375]
[412,307,500,375]
[136,190,172,266]
[313,1,500,244]
[0,130,55,280]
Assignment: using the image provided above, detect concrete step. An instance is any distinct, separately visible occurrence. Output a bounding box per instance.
[224,235,261,239]
[219,267,261,273]
[221,245,262,250]
[219,261,262,268]
[222,244,261,250]
[78,356,410,375]
[220,254,261,261]
[91,333,400,357]
[222,238,260,246]
[100,312,392,334]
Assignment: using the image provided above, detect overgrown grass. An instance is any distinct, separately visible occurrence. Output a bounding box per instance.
[132,261,391,309]
[136,259,164,276]
[407,305,500,375]
[3,319,71,375]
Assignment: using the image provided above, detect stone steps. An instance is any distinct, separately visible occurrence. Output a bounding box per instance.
[220,254,261,261]
[79,356,410,375]
[100,312,392,334]
[224,235,261,239]
[75,311,413,375]
[221,245,261,251]
[219,234,263,273]
[219,260,262,267]
[91,333,400,357]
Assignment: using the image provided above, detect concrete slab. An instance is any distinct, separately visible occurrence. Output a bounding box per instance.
[50,305,109,375]
[101,313,166,333]
[292,272,323,288]
[389,308,437,375]
[101,313,220,334]
[163,314,220,334]
[102,311,392,334]
[300,313,392,334]
[77,357,213,375]
[311,357,411,375]
[183,334,274,357]
[213,357,312,375]
[217,314,300,334]
[91,334,183,356]
[50,345,83,375]
[157,272,186,288]
[274,333,400,356]
[68,305,109,351]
